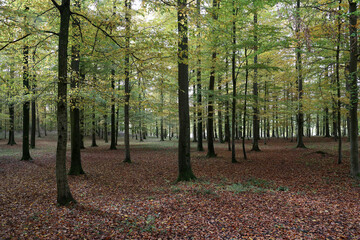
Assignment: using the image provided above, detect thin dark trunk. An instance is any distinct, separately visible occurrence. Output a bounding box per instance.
[231,1,237,163]
[36,103,41,138]
[349,0,358,176]
[30,96,36,149]
[316,114,320,136]
[196,0,203,152]
[91,106,97,147]
[251,11,260,152]
[104,115,108,143]
[8,104,16,145]
[21,42,32,160]
[110,69,116,150]
[218,79,223,143]
[115,104,119,145]
[69,0,84,176]
[296,0,306,148]
[44,105,47,136]
[193,84,197,142]
[206,0,218,158]
[156,120,159,138]
[177,0,196,181]
[225,82,231,150]
[54,0,75,205]
[325,107,330,137]
[242,49,249,160]
[124,0,131,163]
[336,0,342,164]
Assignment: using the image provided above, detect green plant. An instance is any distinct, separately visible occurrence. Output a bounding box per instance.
[276,186,289,192]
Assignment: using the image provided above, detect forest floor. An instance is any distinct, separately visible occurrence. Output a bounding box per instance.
[1,134,360,239]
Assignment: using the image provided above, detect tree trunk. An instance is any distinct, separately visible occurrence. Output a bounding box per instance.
[21,41,32,160]
[69,0,84,176]
[218,80,224,143]
[110,70,117,149]
[91,106,97,147]
[44,105,47,136]
[156,120,159,138]
[206,0,218,158]
[325,107,330,137]
[231,1,238,163]
[8,104,16,145]
[251,11,261,152]
[336,0,342,164]
[123,0,131,163]
[36,103,41,138]
[177,0,196,182]
[206,54,216,157]
[193,84,197,142]
[242,48,249,160]
[295,0,306,148]
[54,0,75,205]
[104,114,108,143]
[30,94,36,149]
[348,0,359,176]
[196,0,203,151]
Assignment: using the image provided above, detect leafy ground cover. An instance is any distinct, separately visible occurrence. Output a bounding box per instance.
[1,135,360,239]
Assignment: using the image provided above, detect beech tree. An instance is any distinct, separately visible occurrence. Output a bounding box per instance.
[177,0,196,181]
[52,0,75,206]
[348,0,358,176]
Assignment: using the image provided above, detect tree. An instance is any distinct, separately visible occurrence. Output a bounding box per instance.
[348,0,358,176]
[110,69,117,150]
[21,6,32,161]
[206,0,219,158]
[52,0,75,206]
[176,0,196,182]
[196,0,204,152]
[7,67,16,146]
[30,77,36,149]
[251,9,261,152]
[295,0,306,148]
[123,0,132,163]
[68,0,85,176]
[231,0,238,163]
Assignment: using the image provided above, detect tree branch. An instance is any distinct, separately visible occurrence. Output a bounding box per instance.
[50,0,61,10]
[0,33,31,51]
[71,11,125,49]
